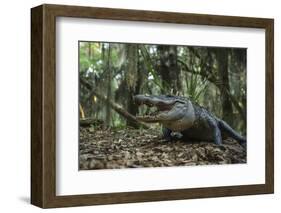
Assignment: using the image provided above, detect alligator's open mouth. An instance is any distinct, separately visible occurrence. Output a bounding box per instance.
[134,95,174,122]
[135,102,172,118]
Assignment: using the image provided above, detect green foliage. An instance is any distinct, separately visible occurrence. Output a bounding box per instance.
[186,72,208,103]
[139,45,166,91]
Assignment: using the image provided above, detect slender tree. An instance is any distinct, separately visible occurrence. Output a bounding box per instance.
[213,48,233,125]
[105,44,112,126]
[157,45,181,94]
[125,44,139,127]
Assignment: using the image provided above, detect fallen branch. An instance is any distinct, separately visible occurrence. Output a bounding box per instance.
[80,118,103,127]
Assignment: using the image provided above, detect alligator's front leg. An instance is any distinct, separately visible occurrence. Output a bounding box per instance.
[162,127,172,141]
[162,128,183,141]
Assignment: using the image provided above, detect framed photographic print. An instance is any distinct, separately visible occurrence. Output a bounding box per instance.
[31,4,274,208]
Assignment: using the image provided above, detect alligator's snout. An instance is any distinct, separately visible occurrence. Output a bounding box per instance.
[134,94,182,107]
[133,94,155,106]
[134,94,180,119]
[133,94,145,104]
[133,94,150,100]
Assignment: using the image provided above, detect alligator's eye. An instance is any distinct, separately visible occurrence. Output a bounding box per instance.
[175,100,186,104]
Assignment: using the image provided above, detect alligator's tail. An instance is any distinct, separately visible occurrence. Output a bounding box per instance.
[218,119,246,148]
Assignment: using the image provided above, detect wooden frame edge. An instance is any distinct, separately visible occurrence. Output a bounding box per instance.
[31,5,44,207]
[265,19,274,194]
[31,4,274,208]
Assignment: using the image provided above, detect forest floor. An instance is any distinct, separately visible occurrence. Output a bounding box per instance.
[79,123,246,170]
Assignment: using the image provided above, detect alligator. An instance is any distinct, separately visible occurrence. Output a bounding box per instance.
[134,94,246,147]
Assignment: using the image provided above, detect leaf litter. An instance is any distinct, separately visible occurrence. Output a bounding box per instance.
[79,126,246,170]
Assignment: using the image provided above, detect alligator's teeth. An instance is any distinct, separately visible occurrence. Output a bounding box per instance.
[150,110,159,116]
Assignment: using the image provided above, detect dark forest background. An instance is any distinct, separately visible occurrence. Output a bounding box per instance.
[79,42,246,135]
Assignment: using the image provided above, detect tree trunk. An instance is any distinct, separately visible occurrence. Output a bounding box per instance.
[125,44,139,128]
[105,44,112,126]
[214,49,233,125]
[88,43,92,61]
[79,104,85,119]
[157,45,181,94]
